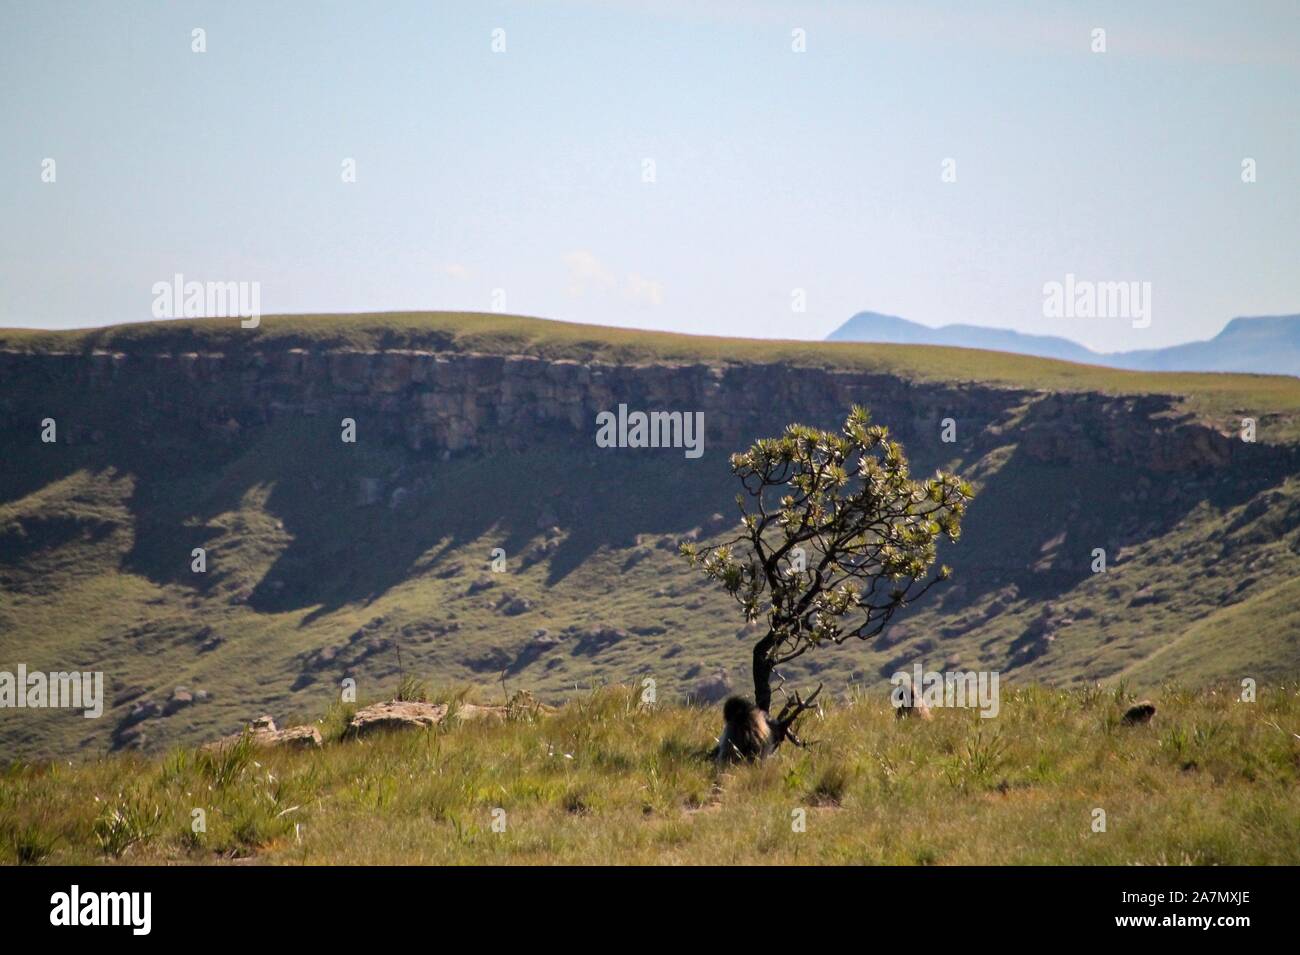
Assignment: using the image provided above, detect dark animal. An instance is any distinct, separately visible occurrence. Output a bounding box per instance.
[715,696,774,765]
[1121,700,1157,726]
[894,683,933,720]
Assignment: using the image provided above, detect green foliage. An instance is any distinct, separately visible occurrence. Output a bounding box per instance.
[396,673,429,703]
[809,762,853,806]
[318,702,358,744]
[195,733,255,789]
[684,407,973,681]
[93,797,163,858]
[944,727,1008,790]
[2,820,58,864]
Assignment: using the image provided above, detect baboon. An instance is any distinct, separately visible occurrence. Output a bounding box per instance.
[1121,700,1156,726]
[715,696,774,765]
[894,683,933,720]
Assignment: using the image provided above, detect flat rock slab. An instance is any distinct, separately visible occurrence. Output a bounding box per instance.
[262,724,324,748]
[346,700,450,737]
[454,702,507,722]
[345,700,514,737]
[203,718,323,752]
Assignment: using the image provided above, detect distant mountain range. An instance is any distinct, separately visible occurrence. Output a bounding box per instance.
[826,312,1300,377]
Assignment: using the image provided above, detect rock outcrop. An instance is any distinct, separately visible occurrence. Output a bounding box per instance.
[203,715,323,751]
[343,699,509,738]
[0,345,1276,476]
[345,700,450,736]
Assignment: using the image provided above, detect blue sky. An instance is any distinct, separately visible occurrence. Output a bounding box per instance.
[2,0,1297,351]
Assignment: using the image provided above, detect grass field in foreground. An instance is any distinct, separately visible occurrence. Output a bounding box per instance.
[3,684,1298,865]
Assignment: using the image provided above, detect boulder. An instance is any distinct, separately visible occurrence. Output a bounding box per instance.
[496,594,533,616]
[262,724,323,748]
[342,699,528,737]
[345,700,450,737]
[163,688,195,716]
[202,716,323,752]
[452,703,507,722]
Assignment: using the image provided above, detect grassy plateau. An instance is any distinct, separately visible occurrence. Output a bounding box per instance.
[4,310,1299,438]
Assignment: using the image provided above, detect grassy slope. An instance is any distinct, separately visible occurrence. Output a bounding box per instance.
[1119,576,1300,688]
[5,437,1299,761]
[3,312,1300,760]
[3,686,1299,865]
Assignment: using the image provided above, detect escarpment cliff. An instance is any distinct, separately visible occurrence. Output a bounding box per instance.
[0,345,1279,476]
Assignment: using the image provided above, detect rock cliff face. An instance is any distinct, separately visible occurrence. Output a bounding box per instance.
[0,347,1270,474]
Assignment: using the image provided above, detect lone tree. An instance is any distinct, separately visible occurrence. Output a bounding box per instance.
[682,406,973,746]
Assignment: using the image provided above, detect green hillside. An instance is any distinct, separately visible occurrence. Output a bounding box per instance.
[2,312,1300,760]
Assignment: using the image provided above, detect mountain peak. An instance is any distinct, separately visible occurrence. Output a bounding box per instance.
[827,312,1300,377]
[1216,314,1300,340]
[827,313,1097,364]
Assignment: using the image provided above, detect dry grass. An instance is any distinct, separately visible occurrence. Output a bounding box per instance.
[3,684,1298,866]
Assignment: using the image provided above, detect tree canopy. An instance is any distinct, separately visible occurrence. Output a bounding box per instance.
[682,406,973,718]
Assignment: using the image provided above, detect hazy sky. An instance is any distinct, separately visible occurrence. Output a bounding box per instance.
[2,1,1297,351]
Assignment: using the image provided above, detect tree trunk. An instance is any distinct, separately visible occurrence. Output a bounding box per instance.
[752,632,776,714]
